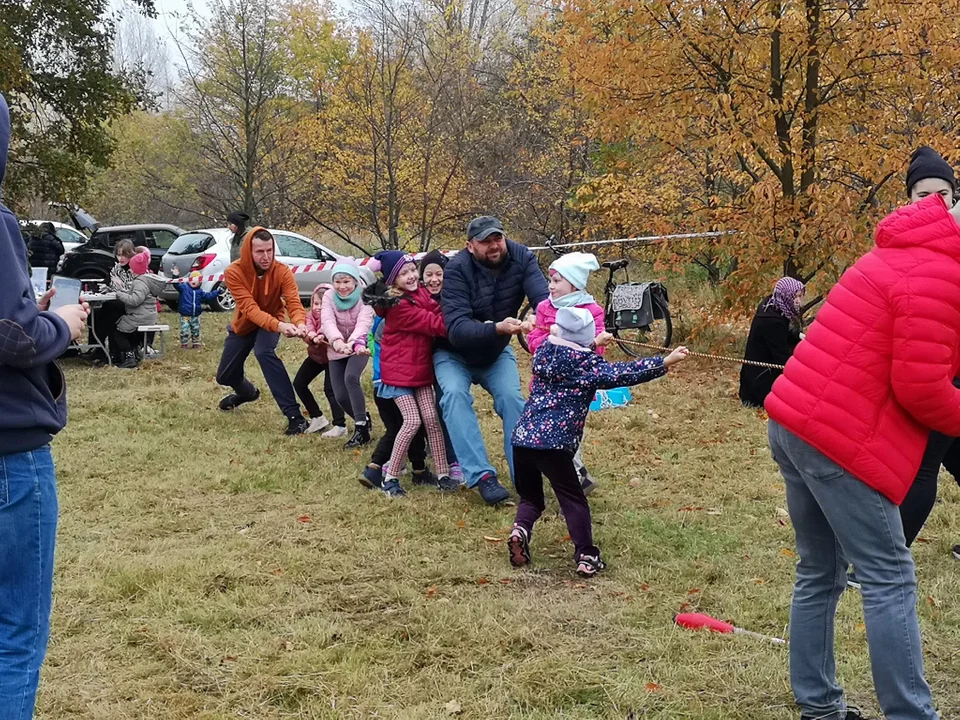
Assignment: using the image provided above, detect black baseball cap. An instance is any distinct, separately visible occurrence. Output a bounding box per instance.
[466,215,505,242]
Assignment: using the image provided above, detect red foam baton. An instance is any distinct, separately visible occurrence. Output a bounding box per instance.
[675,613,786,644]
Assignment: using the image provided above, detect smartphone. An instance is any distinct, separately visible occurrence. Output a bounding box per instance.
[48,276,82,311]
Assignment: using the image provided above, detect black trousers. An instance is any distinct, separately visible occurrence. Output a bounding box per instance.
[292,358,345,426]
[370,393,427,470]
[215,326,300,418]
[112,329,143,354]
[91,299,126,359]
[900,433,960,546]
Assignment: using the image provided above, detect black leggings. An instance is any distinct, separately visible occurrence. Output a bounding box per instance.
[292,358,345,426]
[112,330,143,354]
[900,433,960,546]
[370,394,426,470]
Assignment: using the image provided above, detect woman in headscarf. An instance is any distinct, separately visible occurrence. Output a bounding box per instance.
[227,211,251,263]
[739,276,805,408]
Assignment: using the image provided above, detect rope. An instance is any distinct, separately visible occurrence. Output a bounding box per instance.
[532,325,785,371]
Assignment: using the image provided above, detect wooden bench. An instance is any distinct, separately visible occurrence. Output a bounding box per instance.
[137,324,169,359]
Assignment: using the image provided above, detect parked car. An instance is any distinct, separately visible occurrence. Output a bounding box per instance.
[59,224,185,283]
[160,228,375,312]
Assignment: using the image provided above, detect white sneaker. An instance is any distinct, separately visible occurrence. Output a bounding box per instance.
[306,416,330,434]
[321,425,347,439]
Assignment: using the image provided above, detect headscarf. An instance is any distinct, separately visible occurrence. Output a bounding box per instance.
[764,277,805,320]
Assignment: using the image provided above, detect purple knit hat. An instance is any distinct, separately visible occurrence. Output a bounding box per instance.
[374,250,417,285]
[765,277,805,320]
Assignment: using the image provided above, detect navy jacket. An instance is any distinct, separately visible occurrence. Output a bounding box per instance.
[512,338,666,454]
[176,283,221,317]
[441,239,548,367]
[0,93,73,456]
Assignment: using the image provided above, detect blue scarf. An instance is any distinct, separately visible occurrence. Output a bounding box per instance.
[334,286,362,311]
[551,290,595,309]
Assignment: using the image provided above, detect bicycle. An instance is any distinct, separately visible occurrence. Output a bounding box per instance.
[517,241,672,358]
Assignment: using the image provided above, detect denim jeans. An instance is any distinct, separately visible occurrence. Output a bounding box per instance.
[433,346,525,488]
[768,420,939,720]
[0,447,58,720]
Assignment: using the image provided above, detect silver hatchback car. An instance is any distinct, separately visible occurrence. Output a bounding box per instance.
[160,228,375,312]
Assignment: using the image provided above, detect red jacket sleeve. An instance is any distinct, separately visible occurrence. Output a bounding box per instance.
[387,297,447,338]
[526,301,550,354]
[890,268,960,435]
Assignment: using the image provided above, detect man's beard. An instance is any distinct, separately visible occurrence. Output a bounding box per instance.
[474,253,506,269]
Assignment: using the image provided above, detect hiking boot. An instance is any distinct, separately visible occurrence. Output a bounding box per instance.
[321,425,347,439]
[360,464,383,490]
[116,351,139,369]
[437,474,460,493]
[381,479,406,498]
[305,416,330,434]
[219,387,261,411]
[411,467,438,486]
[344,423,371,449]
[575,554,606,578]
[285,415,309,436]
[477,474,510,505]
[508,524,531,567]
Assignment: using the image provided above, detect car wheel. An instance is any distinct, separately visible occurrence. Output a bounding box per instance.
[213,285,235,312]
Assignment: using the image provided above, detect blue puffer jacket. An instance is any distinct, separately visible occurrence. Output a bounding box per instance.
[176,283,221,317]
[441,239,548,367]
[512,338,666,454]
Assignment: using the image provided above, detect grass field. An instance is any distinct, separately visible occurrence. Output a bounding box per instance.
[38,311,960,719]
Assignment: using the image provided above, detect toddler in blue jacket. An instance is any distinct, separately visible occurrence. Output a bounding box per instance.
[176,271,222,348]
[509,307,688,578]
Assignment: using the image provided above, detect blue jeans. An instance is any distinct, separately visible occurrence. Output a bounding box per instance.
[768,421,939,720]
[434,346,525,488]
[0,447,58,720]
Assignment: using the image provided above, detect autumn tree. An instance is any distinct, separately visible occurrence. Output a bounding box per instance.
[0,0,154,208]
[554,0,960,305]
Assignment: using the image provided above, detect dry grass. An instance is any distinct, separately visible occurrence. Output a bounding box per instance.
[38,311,960,719]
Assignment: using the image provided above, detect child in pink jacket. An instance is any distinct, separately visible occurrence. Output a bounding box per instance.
[320,259,375,448]
[294,284,348,437]
[522,252,611,494]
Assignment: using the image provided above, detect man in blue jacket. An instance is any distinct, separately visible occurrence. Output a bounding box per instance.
[437,216,548,504]
[0,92,89,719]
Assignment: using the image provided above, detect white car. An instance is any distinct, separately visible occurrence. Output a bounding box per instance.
[160,228,376,312]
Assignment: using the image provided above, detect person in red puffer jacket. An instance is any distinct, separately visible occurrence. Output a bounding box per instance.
[364,251,457,498]
[765,193,960,720]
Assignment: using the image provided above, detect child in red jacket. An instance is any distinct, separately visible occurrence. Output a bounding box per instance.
[366,251,456,497]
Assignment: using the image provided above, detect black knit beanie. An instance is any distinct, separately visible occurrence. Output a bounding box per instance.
[906,146,955,197]
[419,249,448,280]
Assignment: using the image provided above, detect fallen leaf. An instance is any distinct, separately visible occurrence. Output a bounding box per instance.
[645,682,662,691]
[915,536,931,544]
[456,520,466,529]
[574,582,588,589]
[558,534,572,543]
[640,583,651,591]
[444,699,463,715]
[498,578,514,585]
[678,506,704,512]
[753,578,767,585]
[483,536,503,543]
[425,585,438,598]
[779,548,796,558]
[678,601,691,611]
[297,515,311,524]
[687,588,700,595]
[476,577,490,585]
[271,567,283,576]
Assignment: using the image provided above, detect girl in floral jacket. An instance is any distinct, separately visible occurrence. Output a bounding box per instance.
[509,307,688,578]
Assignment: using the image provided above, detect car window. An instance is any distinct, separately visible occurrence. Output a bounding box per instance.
[167,232,215,256]
[55,228,84,245]
[274,233,323,261]
[101,230,138,248]
[144,229,178,250]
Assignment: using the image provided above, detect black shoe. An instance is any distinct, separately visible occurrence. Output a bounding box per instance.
[437,474,460,493]
[477,474,510,505]
[344,423,371,449]
[411,467,438,486]
[365,411,374,433]
[116,351,139,369]
[802,708,871,720]
[219,387,261,411]
[285,415,309,436]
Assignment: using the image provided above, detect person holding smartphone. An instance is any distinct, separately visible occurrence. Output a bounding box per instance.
[0,92,89,719]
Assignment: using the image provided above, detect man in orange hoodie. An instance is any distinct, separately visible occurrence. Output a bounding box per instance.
[215,227,310,435]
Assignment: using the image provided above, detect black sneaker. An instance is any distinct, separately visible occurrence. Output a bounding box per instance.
[437,474,459,493]
[477,474,510,505]
[344,423,371,449]
[116,351,139,369]
[285,415,309,436]
[508,525,531,567]
[219,387,261,411]
[411,468,438,486]
[802,707,871,720]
